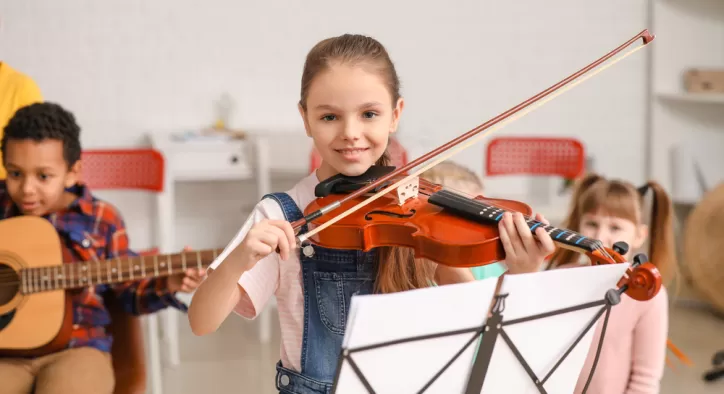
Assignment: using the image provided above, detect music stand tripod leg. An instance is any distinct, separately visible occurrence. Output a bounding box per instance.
[463,279,630,394]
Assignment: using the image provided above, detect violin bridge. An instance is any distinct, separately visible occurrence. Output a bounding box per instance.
[396,177,419,206]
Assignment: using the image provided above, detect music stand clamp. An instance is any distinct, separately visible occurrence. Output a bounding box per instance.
[332,254,649,394]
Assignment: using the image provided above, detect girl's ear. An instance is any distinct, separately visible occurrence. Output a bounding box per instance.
[390,97,405,134]
[298,103,312,137]
[633,223,649,249]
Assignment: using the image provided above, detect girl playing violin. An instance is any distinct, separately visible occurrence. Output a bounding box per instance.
[546,173,677,394]
[188,33,555,393]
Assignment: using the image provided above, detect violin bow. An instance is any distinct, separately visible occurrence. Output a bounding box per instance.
[292,29,654,245]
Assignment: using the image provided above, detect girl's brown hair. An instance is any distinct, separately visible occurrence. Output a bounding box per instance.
[547,173,677,284]
[300,34,435,294]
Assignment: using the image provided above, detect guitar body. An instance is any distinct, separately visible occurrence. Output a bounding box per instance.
[0,216,72,356]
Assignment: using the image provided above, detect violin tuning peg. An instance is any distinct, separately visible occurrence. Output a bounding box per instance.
[633,253,649,267]
[605,288,622,306]
[612,241,629,255]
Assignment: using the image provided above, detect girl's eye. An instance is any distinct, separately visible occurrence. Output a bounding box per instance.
[362,111,377,119]
[321,114,336,121]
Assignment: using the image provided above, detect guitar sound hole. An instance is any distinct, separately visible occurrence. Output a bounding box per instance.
[0,264,19,307]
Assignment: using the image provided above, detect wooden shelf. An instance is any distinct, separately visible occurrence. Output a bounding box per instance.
[657,92,724,104]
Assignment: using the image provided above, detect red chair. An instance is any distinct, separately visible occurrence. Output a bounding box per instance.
[485,137,585,179]
[81,149,164,192]
[80,148,165,394]
[309,137,409,173]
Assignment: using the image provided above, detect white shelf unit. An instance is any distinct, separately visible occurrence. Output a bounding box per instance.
[657,92,724,104]
[648,0,724,199]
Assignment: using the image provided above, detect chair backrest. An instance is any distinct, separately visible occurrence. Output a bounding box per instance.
[106,292,147,394]
[82,150,162,393]
[309,137,409,173]
[485,137,585,179]
[81,149,164,192]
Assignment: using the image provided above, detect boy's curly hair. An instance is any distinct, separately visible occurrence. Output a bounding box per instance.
[1,102,82,168]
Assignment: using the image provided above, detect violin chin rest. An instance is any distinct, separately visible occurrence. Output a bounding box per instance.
[314,165,397,197]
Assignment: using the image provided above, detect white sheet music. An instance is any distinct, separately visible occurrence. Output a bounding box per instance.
[335,263,631,394]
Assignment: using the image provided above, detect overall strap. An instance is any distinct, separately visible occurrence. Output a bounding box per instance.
[262,192,308,233]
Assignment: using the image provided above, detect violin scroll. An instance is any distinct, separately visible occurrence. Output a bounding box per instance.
[621,254,662,302]
[589,245,662,302]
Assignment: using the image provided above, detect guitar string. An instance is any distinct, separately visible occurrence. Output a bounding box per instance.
[0,250,222,286]
[0,43,648,287]
[0,262,206,289]
[0,253,217,281]
[0,184,620,287]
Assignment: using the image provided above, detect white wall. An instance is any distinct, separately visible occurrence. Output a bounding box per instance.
[1,0,650,251]
[650,0,724,195]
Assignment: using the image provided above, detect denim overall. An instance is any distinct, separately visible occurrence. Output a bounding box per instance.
[266,193,378,394]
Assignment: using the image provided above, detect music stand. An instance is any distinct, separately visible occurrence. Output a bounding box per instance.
[331,262,639,393]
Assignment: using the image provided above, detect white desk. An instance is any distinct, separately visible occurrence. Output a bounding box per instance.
[145,130,313,394]
[146,131,271,394]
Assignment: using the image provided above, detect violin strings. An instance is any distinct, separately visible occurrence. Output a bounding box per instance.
[427,186,614,260]
[297,43,648,245]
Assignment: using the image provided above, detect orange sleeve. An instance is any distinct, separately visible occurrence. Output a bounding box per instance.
[0,69,44,179]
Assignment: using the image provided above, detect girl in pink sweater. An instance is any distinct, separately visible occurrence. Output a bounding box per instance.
[547,173,677,394]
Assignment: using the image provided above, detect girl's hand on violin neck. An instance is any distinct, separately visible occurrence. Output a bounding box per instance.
[238,219,297,263]
[499,212,556,275]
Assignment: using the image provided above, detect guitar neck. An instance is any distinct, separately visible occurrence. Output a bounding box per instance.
[20,248,223,295]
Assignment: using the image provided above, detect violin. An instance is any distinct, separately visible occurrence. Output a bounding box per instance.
[287,29,662,303]
[302,168,661,302]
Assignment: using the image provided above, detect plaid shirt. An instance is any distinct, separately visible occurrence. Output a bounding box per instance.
[0,181,187,353]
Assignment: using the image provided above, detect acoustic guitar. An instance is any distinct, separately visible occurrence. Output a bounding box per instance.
[0,216,221,357]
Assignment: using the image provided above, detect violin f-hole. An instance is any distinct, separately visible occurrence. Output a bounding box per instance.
[364,209,416,221]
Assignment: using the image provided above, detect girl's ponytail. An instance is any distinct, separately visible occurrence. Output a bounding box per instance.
[640,181,677,285]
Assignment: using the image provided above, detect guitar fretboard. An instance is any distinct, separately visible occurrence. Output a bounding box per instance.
[20,249,222,295]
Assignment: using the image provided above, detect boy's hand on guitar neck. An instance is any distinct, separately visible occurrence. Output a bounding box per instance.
[499,212,556,275]
[167,246,207,293]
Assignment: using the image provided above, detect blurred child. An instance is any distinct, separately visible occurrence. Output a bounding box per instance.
[547,173,676,394]
[421,160,549,278]
[0,102,203,393]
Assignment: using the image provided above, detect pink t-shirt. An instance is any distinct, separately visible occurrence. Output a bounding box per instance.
[573,285,669,394]
[209,172,320,372]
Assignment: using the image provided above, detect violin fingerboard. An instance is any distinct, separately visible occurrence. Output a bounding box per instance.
[428,190,599,252]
